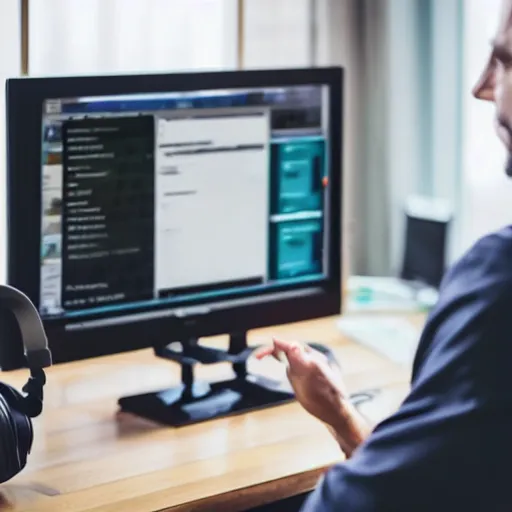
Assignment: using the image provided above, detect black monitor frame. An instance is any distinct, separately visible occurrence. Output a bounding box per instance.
[4,67,343,370]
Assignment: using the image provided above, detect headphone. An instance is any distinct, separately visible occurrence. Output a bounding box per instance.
[0,285,52,484]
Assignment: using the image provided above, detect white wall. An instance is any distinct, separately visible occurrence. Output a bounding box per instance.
[461,0,512,252]
[0,1,21,283]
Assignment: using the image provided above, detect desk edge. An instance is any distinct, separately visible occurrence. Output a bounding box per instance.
[165,466,328,512]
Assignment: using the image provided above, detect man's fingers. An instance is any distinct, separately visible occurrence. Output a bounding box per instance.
[254,345,287,363]
[273,338,302,355]
[272,339,315,371]
[254,346,274,360]
[284,345,313,375]
[256,339,312,368]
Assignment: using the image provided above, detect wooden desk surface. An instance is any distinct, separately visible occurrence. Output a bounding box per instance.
[0,316,420,512]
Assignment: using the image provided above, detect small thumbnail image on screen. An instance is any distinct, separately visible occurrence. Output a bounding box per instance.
[43,147,62,165]
[270,139,326,215]
[44,124,62,143]
[40,260,62,316]
[44,197,62,217]
[42,165,63,215]
[43,215,61,236]
[42,234,61,261]
[42,164,62,187]
[268,219,323,281]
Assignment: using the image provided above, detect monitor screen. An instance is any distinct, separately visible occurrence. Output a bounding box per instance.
[39,84,332,329]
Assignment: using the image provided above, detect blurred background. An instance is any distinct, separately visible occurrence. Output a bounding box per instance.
[0,0,508,284]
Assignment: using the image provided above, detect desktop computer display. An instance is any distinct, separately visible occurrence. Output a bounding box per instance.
[40,85,329,322]
[5,68,342,425]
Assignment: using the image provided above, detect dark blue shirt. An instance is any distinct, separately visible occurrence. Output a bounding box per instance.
[301,227,512,511]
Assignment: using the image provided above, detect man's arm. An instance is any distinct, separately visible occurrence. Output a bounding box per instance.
[302,231,512,511]
[303,398,512,511]
[325,399,372,458]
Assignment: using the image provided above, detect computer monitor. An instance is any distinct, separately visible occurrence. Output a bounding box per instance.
[4,68,342,425]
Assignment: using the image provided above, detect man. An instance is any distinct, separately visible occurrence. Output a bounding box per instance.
[257,1,512,509]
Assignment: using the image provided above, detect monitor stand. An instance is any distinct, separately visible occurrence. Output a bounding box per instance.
[117,332,295,427]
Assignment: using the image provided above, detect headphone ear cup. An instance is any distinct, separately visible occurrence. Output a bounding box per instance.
[0,383,34,483]
[0,391,22,482]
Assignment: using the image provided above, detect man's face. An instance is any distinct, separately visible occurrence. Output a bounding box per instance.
[474,0,512,175]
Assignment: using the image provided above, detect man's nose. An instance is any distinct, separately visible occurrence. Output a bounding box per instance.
[473,67,496,101]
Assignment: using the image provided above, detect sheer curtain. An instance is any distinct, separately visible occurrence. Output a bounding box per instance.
[0,1,20,282]
[29,0,317,75]
[29,0,238,75]
[319,0,426,277]
[242,0,312,68]
[460,0,511,251]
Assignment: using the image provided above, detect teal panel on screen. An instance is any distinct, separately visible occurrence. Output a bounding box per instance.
[271,139,326,214]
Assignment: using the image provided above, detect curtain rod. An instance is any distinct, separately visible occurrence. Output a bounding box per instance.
[237,0,244,69]
[21,0,29,75]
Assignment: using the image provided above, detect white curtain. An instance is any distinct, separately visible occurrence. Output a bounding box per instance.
[242,0,312,68]
[29,0,238,75]
[319,0,422,276]
[460,0,511,251]
[320,0,468,276]
[0,1,21,283]
[29,0,317,75]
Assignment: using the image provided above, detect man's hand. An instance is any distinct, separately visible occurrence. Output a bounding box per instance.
[256,339,370,457]
[256,339,347,425]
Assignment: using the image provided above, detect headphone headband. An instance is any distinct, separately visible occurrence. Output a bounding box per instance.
[0,285,52,369]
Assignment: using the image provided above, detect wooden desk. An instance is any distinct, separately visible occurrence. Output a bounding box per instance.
[0,316,419,512]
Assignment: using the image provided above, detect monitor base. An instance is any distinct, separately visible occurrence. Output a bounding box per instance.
[117,332,378,427]
[118,331,296,427]
[118,374,294,427]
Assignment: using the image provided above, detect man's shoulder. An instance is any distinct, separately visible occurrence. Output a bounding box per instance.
[422,226,512,351]
[465,225,512,260]
[412,227,512,389]
[443,226,512,297]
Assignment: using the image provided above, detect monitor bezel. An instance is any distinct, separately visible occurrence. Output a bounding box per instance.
[5,67,343,368]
